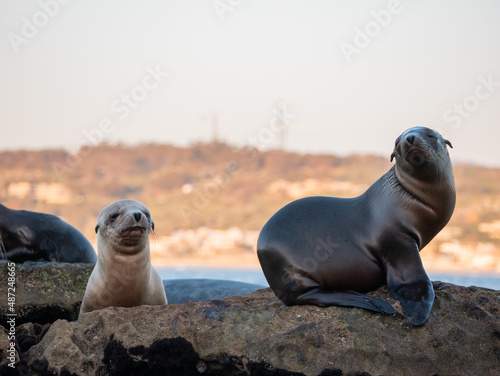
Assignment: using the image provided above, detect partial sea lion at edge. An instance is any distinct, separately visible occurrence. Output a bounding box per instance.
[0,203,96,263]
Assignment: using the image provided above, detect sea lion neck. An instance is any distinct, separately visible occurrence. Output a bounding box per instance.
[97,245,151,281]
[393,162,455,218]
[98,235,151,258]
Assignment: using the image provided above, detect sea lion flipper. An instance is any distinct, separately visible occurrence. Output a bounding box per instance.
[389,278,435,326]
[385,248,435,326]
[296,287,395,314]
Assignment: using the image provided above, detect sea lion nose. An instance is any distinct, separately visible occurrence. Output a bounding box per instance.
[406,135,415,145]
[133,212,142,222]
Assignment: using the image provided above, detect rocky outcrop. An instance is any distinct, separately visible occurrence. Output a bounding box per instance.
[0,261,93,326]
[2,282,499,376]
[0,262,263,327]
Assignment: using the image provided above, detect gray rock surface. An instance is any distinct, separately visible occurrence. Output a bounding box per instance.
[7,282,499,376]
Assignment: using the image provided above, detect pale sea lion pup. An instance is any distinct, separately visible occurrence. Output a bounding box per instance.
[258,126,455,326]
[79,200,167,316]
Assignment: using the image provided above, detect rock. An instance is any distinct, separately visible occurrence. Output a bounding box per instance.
[163,279,265,304]
[0,262,264,326]
[5,282,498,376]
[0,325,17,367]
[0,261,93,326]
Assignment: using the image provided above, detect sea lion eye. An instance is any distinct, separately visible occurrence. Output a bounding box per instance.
[109,213,119,222]
[144,212,154,230]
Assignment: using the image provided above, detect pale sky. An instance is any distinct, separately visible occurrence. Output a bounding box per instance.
[1,0,499,167]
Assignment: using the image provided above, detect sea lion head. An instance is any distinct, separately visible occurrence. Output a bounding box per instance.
[0,225,35,260]
[391,126,453,182]
[96,199,154,254]
[0,204,36,260]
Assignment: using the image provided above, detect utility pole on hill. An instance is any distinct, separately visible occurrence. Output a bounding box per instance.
[202,113,219,144]
[276,101,288,150]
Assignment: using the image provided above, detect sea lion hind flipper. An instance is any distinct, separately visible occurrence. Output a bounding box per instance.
[296,287,395,314]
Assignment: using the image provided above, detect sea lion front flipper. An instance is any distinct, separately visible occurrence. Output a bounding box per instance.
[385,243,435,326]
[2,247,39,262]
[296,287,395,314]
[389,277,434,326]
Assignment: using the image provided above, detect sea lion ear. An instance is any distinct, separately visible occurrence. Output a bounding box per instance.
[444,139,453,149]
[95,225,99,234]
[17,226,33,244]
[390,152,395,162]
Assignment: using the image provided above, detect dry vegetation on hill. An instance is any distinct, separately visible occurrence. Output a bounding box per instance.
[1,142,499,271]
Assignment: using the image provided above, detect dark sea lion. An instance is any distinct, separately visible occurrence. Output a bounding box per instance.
[0,203,96,263]
[80,199,167,316]
[257,126,455,325]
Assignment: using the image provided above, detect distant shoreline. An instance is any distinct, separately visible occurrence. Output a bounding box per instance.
[151,254,261,270]
[151,255,500,275]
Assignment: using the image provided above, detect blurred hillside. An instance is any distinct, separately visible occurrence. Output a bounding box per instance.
[1,142,499,272]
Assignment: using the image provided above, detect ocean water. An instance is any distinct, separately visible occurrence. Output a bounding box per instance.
[158,268,268,286]
[158,267,500,290]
